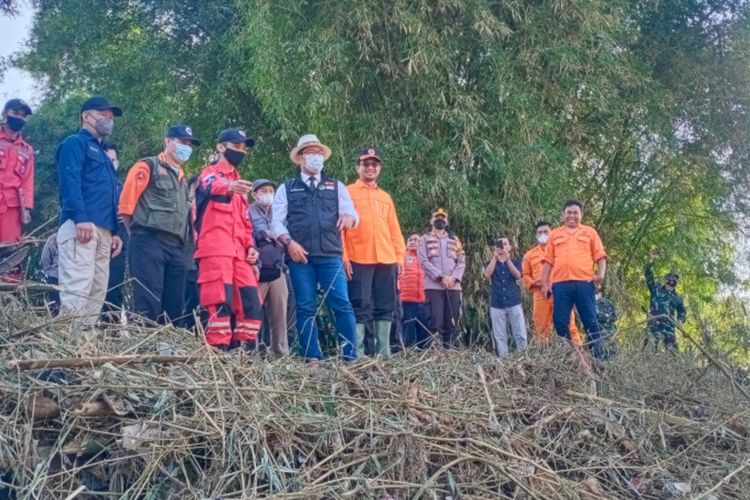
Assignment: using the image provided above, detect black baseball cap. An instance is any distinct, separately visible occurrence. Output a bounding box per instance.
[80,96,123,117]
[166,124,200,146]
[3,98,32,115]
[217,128,255,147]
[356,147,381,163]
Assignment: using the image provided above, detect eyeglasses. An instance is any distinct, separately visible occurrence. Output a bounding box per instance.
[359,161,380,168]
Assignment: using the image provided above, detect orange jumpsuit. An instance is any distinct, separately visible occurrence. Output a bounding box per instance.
[0,128,34,244]
[194,159,263,347]
[522,245,582,346]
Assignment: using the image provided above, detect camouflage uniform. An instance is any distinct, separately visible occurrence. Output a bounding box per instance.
[596,296,618,356]
[645,262,686,351]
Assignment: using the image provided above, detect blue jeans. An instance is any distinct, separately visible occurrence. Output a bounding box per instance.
[552,280,605,359]
[402,301,430,348]
[287,256,357,361]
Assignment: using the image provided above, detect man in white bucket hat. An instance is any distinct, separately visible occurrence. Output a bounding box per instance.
[271,134,360,362]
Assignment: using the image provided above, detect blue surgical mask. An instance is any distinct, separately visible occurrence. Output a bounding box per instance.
[174,143,193,163]
[304,153,325,174]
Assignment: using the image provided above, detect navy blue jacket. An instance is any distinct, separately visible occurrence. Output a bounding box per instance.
[486,258,523,309]
[56,129,120,233]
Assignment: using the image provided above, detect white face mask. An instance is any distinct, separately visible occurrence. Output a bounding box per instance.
[304,153,325,174]
[256,193,274,207]
[537,234,549,245]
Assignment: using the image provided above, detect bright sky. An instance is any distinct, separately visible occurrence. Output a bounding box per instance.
[0,3,37,105]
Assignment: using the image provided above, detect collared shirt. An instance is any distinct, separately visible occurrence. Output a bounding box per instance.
[56,128,120,233]
[486,257,522,309]
[417,231,466,291]
[0,127,35,211]
[542,224,607,284]
[270,171,359,239]
[118,153,184,216]
[342,180,405,265]
[521,245,547,297]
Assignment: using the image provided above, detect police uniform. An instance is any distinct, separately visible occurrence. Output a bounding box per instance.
[417,210,466,348]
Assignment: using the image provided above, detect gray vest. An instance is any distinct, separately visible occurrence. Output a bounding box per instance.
[132,156,190,244]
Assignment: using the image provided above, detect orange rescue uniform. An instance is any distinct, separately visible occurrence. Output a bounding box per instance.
[542,224,607,284]
[0,128,34,243]
[342,180,405,264]
[522,245,581,346]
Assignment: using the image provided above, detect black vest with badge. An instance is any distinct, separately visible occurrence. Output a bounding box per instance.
[285,172,341,257]
[132,156,190,244]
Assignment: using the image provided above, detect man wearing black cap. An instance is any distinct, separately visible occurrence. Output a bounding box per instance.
[194,128,264,350]
[644,250,687,351]
[56,96,124,325]
[342,147,405,359]
[250,179,289,356]
[118,124,199,323]
[0,98,35,274]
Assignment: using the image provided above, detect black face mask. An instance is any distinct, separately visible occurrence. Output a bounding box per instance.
[432,219,447,230]
[223,148,246,167]
[5,116,26,132]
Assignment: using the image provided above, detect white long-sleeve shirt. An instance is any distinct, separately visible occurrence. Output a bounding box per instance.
[271,172,359,239]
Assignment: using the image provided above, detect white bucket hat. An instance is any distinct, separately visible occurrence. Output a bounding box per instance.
[289,134,332,164]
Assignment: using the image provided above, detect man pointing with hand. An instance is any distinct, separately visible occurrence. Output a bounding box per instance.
[271,134,359,362]
[194,128,264,351]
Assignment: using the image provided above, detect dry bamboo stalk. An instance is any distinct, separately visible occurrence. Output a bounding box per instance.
[5,354,197,371]
[564,390,726,430]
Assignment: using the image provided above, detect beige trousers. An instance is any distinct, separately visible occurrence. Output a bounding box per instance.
[57,220,112,326]
[259,274,289,355]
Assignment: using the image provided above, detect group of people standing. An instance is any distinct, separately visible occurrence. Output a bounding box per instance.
[1,95,689,363]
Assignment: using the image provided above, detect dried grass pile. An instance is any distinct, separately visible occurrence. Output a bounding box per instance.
[0,294,748,499]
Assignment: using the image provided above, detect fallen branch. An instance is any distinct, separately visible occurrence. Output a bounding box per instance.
[5,355,198,371]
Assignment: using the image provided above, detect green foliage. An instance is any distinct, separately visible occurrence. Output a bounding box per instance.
[8,0,750,356]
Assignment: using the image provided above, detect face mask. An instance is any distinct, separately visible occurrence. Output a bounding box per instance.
[256,193,274,207]
[223,148,246,167]
[433,219,447,230]
[537,234,549,245]
[5,116,26,132]
[93,117,114,137]
[173,143,193,163]
[304,153,325,174]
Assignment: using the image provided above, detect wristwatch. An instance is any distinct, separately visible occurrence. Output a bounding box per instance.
[280,235,292,248]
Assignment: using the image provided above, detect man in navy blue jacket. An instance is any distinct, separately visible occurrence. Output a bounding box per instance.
[56,96,123,326]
